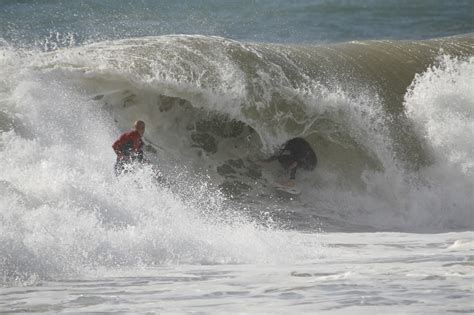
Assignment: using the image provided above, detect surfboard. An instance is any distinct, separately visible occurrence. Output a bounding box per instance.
[273,182,302,196]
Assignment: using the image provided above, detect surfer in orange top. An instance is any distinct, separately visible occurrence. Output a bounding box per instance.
[112,120,146,176]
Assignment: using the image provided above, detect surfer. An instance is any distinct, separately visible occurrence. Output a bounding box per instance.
[112,120,145,176]
[265,137,317,187]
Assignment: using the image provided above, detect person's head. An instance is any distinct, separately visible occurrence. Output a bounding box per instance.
[134,120,145,137]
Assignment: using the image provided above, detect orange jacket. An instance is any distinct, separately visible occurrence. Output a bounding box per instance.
[112,130,144,161]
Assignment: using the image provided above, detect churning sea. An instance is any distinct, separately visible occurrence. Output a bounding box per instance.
[1,1,473,314]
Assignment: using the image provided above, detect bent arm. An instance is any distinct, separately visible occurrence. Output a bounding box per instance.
[112,133,129,157]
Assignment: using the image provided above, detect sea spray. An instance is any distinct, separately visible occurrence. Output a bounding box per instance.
[1,34,473,286]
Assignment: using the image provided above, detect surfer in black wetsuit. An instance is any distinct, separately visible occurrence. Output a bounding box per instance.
[265,137,317,187]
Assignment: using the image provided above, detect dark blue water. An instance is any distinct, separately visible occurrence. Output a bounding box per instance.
[1,0,473,48]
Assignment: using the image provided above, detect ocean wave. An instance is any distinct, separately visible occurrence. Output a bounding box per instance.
[0,34,473,284]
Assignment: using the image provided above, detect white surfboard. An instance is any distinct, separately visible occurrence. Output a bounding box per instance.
[273,182,302,195]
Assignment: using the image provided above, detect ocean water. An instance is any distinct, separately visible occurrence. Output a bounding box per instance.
[1,1,473,314]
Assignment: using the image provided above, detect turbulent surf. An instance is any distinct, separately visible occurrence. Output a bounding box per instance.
[2,35,473,233]
[1,1,474,312]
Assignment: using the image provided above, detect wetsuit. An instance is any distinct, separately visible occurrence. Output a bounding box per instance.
[112,130,144,176]
[275,137,317,180]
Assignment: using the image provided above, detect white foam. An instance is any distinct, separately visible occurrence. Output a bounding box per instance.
[405,55,474,176]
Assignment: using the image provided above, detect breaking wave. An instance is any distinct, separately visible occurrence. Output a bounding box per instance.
[1,34,473,285]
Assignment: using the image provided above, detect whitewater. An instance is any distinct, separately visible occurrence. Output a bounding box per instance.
[1,1,473,314]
